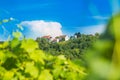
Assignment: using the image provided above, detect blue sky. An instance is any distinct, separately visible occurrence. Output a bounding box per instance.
[0,0,120,40]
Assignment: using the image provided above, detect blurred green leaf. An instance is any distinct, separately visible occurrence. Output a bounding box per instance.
[38,69,53,80]
[25,62,39,78]
[12,31,22,39]
[3,71,14,80]
[0,51,6,64]
[10,38,20,49]
[21,39,38,53]
[2,19,9,23]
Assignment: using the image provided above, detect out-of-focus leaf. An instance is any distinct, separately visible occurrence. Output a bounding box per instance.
[25,62,39,78]
[21,39,38,53]
[38,69,53,80]
[3,71,14,80]
[90,59,111,78]
[52,66,62,79]
[2,41,9,48]
[0,51,6,64]
[2,19,9,23]
[12,31,22,39]
[10,38,20,48]
[29,50,46,64]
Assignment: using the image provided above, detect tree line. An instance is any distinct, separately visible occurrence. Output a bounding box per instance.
[36,32,100,60]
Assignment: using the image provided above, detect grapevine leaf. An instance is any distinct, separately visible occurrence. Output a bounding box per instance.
[21,39,38,53]
[0,51,6,64]
[38,69,53,80]
[52,66,62,79]
[29,50,46,64]
[2,41,9,48]
[3,71,14,80]
[12,31,22,39]
[25,62,39,78]
[10,38,20,48]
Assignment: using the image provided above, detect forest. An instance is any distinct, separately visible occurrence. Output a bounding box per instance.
[36,32,99,64]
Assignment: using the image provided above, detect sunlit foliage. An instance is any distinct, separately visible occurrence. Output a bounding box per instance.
[85,13,120,80]
[0,31,86,80]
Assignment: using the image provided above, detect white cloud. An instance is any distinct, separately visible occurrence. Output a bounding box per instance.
[93,16,109,20]
[20,20,63,39]
[77,24,106,34]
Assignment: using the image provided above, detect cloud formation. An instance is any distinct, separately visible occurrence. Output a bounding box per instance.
[20,20,63,39]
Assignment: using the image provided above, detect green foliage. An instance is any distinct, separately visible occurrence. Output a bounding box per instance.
[2,19,9,23]
[0,31,86,80]
[12,31,22,39]
[85,13,120,80]
[0,18,13,25]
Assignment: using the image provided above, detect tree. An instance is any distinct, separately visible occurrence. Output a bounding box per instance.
[74,32,81,38]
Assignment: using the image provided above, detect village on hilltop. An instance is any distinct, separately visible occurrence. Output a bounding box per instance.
[41,35,70,43]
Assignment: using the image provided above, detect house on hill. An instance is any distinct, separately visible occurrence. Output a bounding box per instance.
[54,35,69,42]
[41,35,52,42]
[41,35,69,43]
[52,38,59,43]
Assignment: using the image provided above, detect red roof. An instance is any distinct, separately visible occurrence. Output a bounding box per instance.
[42,35,52,39]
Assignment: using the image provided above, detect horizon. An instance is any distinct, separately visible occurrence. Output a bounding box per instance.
[0,0,120,41]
